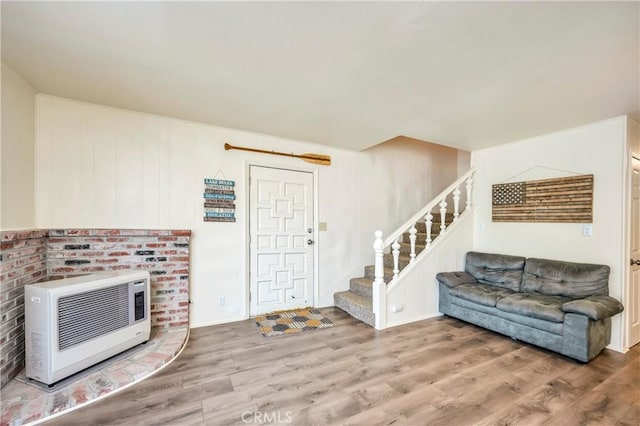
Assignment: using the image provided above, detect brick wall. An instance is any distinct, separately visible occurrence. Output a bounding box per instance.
[0,228,190,389]
[46,229,191,330]
[0,230,48,388]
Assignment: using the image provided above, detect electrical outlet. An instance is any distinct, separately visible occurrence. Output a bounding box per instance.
[583,224,593,237]
[218,296,225,306]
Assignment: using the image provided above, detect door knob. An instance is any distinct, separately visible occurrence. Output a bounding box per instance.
[307,239,314,245]
[632,259,640,266]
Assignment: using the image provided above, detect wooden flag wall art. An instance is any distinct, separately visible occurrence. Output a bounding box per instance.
[203,178,236,222]
[492,174,593,223]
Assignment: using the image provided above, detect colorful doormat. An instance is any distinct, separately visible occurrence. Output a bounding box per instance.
[255,308,334,337]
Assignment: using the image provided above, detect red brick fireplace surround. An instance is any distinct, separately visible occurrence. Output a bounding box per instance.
[0,228,191,389]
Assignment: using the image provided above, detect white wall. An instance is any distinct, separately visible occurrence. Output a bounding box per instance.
[35,95,467,327]
[1,63,36,230]
[356,136,467,262]
[471,116,628,351]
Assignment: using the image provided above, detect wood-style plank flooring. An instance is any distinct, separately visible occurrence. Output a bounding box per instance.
[47,308,639,425]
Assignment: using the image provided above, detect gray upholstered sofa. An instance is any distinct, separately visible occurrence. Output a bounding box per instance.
[437,252,624,362]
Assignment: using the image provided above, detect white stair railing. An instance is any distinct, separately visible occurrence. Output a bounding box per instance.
[372,169,475,329]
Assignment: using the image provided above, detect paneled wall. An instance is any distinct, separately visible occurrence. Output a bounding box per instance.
[1,64,36,230]
[35,95,468,327]
[36,102,192,229]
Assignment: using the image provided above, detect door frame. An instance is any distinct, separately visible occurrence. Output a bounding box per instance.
[244,159,319,318]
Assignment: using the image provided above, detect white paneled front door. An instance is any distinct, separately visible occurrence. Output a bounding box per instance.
[249,166,314,315]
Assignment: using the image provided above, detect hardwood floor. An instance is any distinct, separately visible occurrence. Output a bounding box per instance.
[46,307,639,425]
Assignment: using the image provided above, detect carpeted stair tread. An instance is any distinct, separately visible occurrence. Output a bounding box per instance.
[414,221,454,234]
[334,291,375,327]
[350,277,373,298]
[403,231,440,242]
[384,253,411,270]
[364,265,394,282]
[402,231,429,239]
[399,242,426,256]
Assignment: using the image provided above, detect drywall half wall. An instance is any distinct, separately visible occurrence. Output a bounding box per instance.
[471,116,627,351]
[1,64,36,230]
[35,95,469,327]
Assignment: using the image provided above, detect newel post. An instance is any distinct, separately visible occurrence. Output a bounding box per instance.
[373,231,387,329]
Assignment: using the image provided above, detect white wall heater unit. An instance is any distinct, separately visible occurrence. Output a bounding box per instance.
[25,271,151,386]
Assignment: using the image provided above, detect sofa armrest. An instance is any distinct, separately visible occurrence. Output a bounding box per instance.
[562,295,624,321]
[436,272,477,288]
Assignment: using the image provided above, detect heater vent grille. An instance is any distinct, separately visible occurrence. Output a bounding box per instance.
[58,282,130,351]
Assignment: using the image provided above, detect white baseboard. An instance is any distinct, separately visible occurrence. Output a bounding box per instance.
[385,312,443,329]
[606,343,627,354]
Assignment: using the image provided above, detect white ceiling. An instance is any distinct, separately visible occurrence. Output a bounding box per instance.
[2,1,638,152]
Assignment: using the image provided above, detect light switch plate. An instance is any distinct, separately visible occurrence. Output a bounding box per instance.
[318,222,328,232]
[583,224,593,237]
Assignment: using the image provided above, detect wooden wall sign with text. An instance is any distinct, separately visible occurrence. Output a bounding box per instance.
[492,174,593,223]
[203,178,236,222]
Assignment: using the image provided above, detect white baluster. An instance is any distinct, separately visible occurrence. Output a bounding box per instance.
[466,175,474,210]
[409,226,417,263]
[392,239,400,279]
[439,199,447,233]
[425,212,433,248]
[373,231,385,286]
[453,186,461,221]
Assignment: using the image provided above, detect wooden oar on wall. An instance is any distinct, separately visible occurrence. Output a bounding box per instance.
[224,143,331,166]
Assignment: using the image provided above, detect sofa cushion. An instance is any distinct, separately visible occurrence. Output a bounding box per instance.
[522,258,610,298]
[449,283,516,307]
[496,293,571,323]
[451,297,565,335]
[562,295,624,320]
[464,252,526,291]
[436,272,476,288]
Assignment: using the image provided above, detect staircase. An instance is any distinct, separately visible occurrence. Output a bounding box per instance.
[334,213,455,326]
